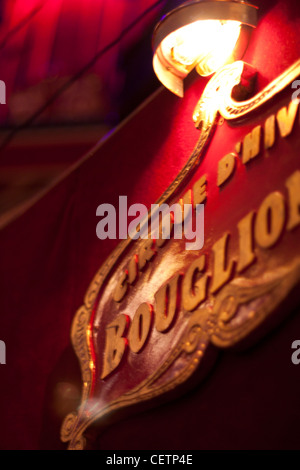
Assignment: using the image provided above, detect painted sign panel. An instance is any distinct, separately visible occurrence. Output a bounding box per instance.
[61,60,300,450]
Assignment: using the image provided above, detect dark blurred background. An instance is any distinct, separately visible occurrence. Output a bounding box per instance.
[0,0,183,224]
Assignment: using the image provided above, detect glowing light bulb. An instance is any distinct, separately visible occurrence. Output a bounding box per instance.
[161,20,241,76]
[197,21,241,76]
[152,1,258,96]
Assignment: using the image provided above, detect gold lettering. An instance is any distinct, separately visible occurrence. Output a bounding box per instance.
[193,175,207,206]
[101,314,129,379]
[182,255,208,311]
[211,233,235,294]
[255,192,285,248]
[217,153,236,187]
[113,271,128,303]
[237,211,256,273]
[264,114,276,149]
[129,303,153,353]
[235,142,241,154]
[155,274,181,333]
[138,238,156,270]
[277,101,299,138]
[286,170,300,231]
[128,254,138,284]
[242,125,261,164]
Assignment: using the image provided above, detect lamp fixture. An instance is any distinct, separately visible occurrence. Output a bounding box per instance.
[152,0,258,97]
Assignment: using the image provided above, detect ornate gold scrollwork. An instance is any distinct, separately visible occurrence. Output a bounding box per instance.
[62,259,300,449]
[193,59,300,125]
[61,59,300,450]
[210,259,300,348]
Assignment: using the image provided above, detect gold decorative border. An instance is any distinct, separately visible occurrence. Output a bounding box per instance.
[61,59,300,450]
[63,258,300,449]
[193,60,300,126]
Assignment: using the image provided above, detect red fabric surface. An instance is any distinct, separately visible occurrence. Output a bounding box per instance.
[0,0,166,125]
[0,0,299,450]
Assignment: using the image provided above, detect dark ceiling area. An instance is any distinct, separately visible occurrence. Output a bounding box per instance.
[0,0,171,127]
[0,0,186,223]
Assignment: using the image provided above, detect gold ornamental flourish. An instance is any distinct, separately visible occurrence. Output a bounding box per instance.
[61,59,300,450]
[193,60,300,126]
[63,258,300,449]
